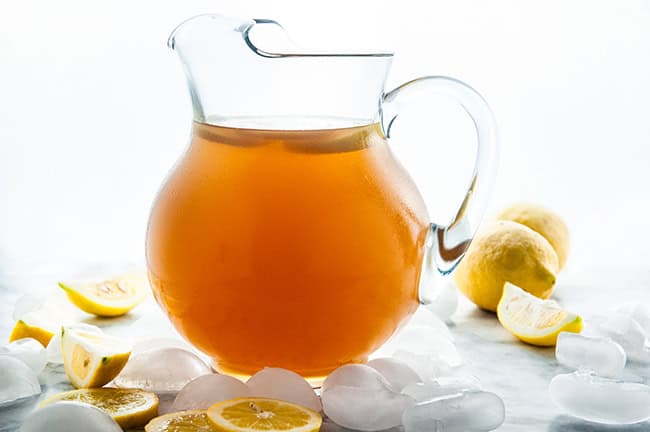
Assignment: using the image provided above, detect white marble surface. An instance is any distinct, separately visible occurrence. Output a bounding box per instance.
[0,265,649,431]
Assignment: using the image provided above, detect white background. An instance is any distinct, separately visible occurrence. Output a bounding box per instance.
[1,0,649,282]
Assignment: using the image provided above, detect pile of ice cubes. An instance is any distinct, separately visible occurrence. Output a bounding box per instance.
[109,302,505,431]
[551,302,650,425]
[4,280,507,432]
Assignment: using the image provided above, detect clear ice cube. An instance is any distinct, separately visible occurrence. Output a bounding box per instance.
[321,364,392,393]
[321,363,415,430]
[402,391,505,432]
[321,385,415,431]
[549,370,650,424]
[0,338,47,375]
[423,281,459,323]
[247,367,321,412]
[596,314,648,362]
[367,358,422,391]
[407,308,453,340]
[0,355,41,404]
[617,302,650,335]
[19,401,122,432]
[393,351,459,382]
[12,294,78,326]
[0,393,40,431]
[171,374,251,412]
[402,376,481,403]
[391,326,463,367]
[12,295,43,321]
[46,324,102,364]
[555,332,626,376]
[131,337,193,356]
[112,347,211,393]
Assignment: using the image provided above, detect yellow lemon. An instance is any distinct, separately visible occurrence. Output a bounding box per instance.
[497,282,582,346]
[41,388,158,429]
[145,410,218,431]
[9,320,55,347]
[207,398,322,432]
[454,220,559,312]
[497,203,570,270]
[61,326,131,388]
[58,272,149,317]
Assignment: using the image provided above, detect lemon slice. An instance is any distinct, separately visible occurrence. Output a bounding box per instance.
[58,272,149,317]
[207,398,322,432]
[9,319,55,347]
[10,297,77,346]
[145,410,218,431]
[61,326,132,388]
[497,282,583,346]
[41,388,158,429]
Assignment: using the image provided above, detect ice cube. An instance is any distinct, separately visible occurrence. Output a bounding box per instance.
[393,351,460,382]
[122,311,181,343]
[407,308,453,340]
[12,294,78,327]
[617,302,650,335]
[112,347,211,393]
[171,374,251,412]
[131,337,193,356]
[46,324,102,364]
[0,338,47,375]
[12,295,43,321]
[434,375,481,389]
[391,326,463,367]
[549,370,650,424]
[0,355,41,404]
[0,393,40,431]
[19,401,122,432]
[322,385,415,431]
[402,391,505,432]
[595,314,648,361]
[402,376,482,403]
[423,281,459,323]
[247,368,321,412]
[321,364,392,393]
[321,363,415,430]
[555,332,626,376]
[367,358,421,391]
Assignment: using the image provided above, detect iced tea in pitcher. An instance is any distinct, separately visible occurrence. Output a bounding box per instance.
[146,14,497,380]
[146,120,429,378]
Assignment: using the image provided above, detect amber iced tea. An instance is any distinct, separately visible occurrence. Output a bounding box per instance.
[146,121,430,379]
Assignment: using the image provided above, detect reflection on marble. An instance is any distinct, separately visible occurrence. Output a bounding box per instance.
[0,266,649,431]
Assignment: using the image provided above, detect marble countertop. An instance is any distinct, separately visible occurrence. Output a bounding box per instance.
[1,265,649,431]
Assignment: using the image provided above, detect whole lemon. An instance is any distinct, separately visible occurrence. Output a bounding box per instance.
[497,203,570,270]
[454,220,559,312]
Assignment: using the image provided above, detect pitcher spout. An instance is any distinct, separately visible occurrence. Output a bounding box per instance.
[167,14,393,129]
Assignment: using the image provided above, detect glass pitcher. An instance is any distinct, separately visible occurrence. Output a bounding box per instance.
[146,14,498,381]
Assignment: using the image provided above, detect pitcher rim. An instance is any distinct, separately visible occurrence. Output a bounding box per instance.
[168,14,395,58]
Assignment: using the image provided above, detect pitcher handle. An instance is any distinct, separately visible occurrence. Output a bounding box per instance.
[381,76,499,304]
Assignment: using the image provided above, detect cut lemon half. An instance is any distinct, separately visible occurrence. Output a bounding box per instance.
[207,398,322,432]
[9,319,55,347]
[59,272,149,317]
[145,410,218,431]
[61,326,132,388]
[497,282,582,346]
[41,388,158,429]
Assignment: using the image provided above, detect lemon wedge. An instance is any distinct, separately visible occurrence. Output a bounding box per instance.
[58,272,149,317]
[497,282,582,346]
[61,326,132,388]
[207,398,322,432]
[9,319,56,347]
[41,388,158,429]
[145,410,218,431]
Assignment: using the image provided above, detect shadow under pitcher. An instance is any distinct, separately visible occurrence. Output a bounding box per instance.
[145,14,499,382]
